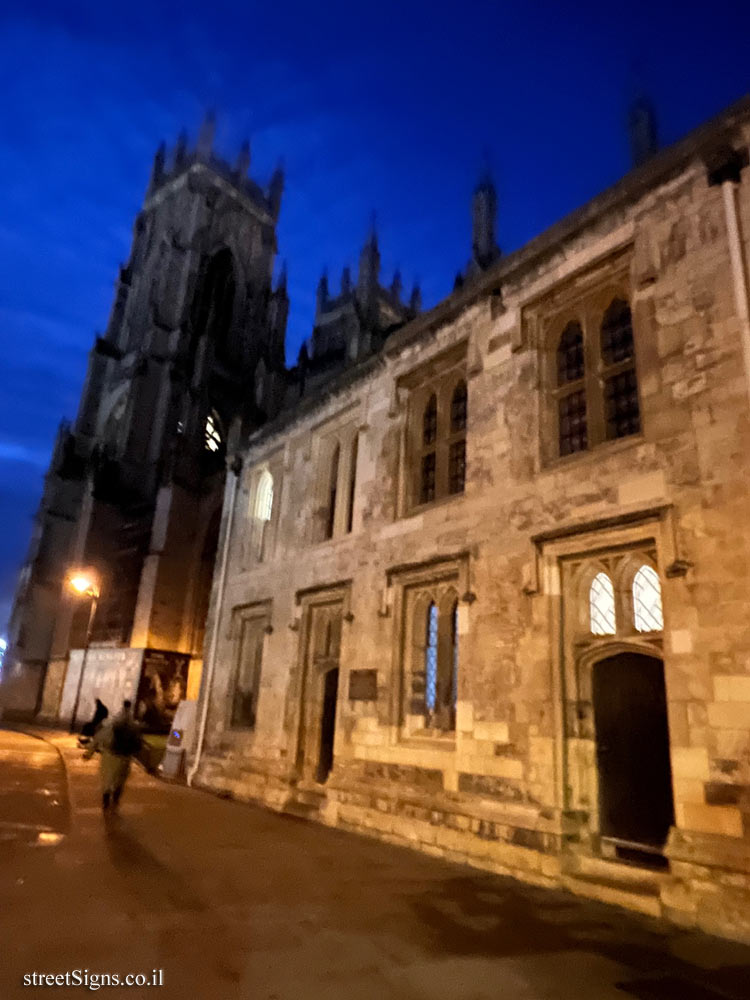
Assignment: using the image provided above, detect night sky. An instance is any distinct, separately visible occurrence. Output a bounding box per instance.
[2,0,750,631]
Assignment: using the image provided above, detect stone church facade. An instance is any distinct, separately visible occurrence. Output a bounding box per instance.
[193,97,750,942]
[3,116,289,726]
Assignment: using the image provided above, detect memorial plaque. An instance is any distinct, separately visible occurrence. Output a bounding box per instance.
[348,669,378,701]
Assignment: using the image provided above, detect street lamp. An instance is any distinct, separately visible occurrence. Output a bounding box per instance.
[66,569,100,734]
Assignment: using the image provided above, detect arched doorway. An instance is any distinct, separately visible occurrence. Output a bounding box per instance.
[592,651,674,857]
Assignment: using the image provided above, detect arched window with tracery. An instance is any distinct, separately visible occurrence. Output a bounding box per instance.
[589,572,616,635]
[601,298,640,441]
[420,394,438,504]
[448,380,467,495]
[557,320,587,456]
[633,564,664,632]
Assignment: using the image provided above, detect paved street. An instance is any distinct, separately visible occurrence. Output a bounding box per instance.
[1,726,749,999]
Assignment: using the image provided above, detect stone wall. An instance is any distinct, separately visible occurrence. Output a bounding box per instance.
[195,113,750,941]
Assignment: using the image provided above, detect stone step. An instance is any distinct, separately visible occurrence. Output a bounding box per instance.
[569,852,669,888]
[561,871,662,918]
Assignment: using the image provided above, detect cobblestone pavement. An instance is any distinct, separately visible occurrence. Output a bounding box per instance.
[1,725,749,999]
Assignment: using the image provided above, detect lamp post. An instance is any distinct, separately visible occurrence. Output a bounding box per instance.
[67,570,100,734]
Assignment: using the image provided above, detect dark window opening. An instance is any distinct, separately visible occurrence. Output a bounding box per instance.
[420,452,436,504]
[557,321,585,385]
[559,390,588,456]
[601,299,634,365]
[605,370,640,439]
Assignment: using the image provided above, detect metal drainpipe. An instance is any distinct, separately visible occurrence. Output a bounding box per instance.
[187,456,241,787]
[721,176,750,406]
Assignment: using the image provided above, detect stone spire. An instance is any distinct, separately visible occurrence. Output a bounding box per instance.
[471,169,500,271]
[409,282,422,313]
[357,216,380,305]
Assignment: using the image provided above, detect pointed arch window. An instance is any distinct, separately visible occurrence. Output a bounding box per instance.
[589,572,616,635]
[633,564,664,632]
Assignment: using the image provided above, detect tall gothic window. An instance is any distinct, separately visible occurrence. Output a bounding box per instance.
[589,572,616,635]
[325,443,340,540]
[557,321,587,457]
[633,564,664,632]
[192,248,236,365]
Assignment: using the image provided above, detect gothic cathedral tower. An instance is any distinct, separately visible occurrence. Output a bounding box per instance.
[4,116,288,718]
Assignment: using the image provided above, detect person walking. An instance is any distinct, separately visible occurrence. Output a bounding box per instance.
[84,699,143,811]
[78,697,108,746]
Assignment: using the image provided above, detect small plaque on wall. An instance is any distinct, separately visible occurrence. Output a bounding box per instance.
[349,669,378,701]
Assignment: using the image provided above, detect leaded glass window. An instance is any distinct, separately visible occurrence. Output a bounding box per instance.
[425,602,438,711]
[589,572,616,635]
[633,565,664,632]
[557,321,585,385]
[559,390,587,456]
[601,299,634,366]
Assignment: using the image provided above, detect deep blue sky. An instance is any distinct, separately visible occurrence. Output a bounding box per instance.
[2,0,750,630]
